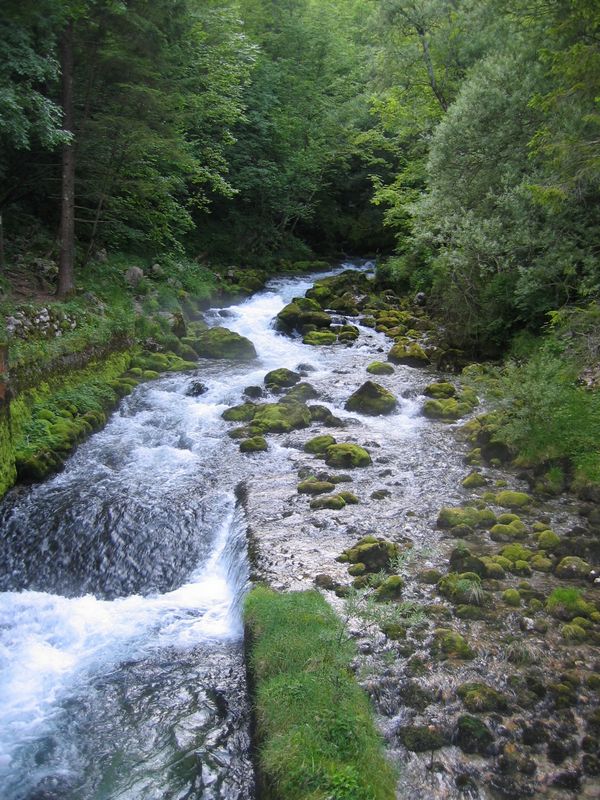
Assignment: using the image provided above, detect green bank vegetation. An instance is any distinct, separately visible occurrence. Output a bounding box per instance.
[244,586,396,800]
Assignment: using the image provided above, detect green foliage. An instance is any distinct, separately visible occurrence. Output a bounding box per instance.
[244,587,396,800]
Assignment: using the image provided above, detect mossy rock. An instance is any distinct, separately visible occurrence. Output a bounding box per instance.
[454,604,490,621]
[304,434,336,455]
[142,369,160,380]
[438,572,484,605]
[536,529,561,551]
[399,725,446,752]
[531,554,553,572]
[454,715,494,755]
[284,383,319,403]
[298,479,335,495]
[561,623,587,642]
[308,405,342,427]
[303,330,337,346]
[449,545,487,576]
[264,368,300,391]
[337,490,359,505]
[555,556,591,579]
[431,628,475,660]
[462,471,487,489]
[345,381,397,416]
[325,443,371,469]
[495,490,532,510]
[388,341,429,367]
[367,361,395,376]
[418,569,443,585]
[222,402,257,422]
[480,557,505,579]
[374,575,404,601]
[240,436,268,453]
[546,587,595,620]
[437,506,496,529]
[340,537,400,572]
[250,401,311,434]
[423,398,473,421]
[500,543,534,563]
[310,494,346,511]
[277,298,332,333]
[348,563,366,576]
[194,327,257,360]
[457,682,508,713]
[380,623,406,640]
[502,588,521,607]
[513,559,532,576]
[425,382,456,399]
[490,520,528,542]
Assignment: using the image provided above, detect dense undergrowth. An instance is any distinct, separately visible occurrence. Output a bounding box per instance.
[245,587,396,800]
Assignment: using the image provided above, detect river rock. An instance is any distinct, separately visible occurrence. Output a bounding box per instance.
[555,556,592,579]
[345,381,397,416]
[264,368,301,391]
[194,327,257,360]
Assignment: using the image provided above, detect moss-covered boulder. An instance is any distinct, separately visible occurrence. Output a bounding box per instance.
[425,382,456,399]
[304,434,337,455]
[303,330,337,346]
[194,327,257,360]
[489,519,528,542]
[298,479,336,495]
[338,536,400,573]
[438,572,484,605]
[431,628,475,660]
[251,401,311,434]
[374,575,404,601]
[387,341,429,367]
[345,381,397,416]
[310,494,346,511]
[457,682,508,713]
[277,297,332,333]
[453,715,494,754]
[536,529,561,551]
[462,471,487,489]
[284,383,319,403]
[437,506,496,529]
[502,588,521,607]
[264,368,301,391]
[337,490,359,505]
[555,556,591,579]
[325,443,371,469]
[546,587,595,620]
[367,361,395,376]
[222,402,257,422]
[240,436,268,453]
[495,490,532,509]
[399,726,446,752]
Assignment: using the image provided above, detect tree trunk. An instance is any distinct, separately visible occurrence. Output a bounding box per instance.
[57,20,76,298]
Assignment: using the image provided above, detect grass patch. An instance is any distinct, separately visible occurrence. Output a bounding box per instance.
[245,587,396,800]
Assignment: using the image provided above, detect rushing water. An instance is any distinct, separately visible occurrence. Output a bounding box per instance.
[0,264,375,800]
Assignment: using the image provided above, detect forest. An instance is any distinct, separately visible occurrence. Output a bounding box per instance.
[1,2,600,799]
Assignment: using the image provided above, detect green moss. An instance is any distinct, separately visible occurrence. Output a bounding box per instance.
[374,576,404,601]
[264,368,300,390]
[537,530,560,553]
[489,519,528,541]
[438,572,485,605]
[530,554,553,572]
[499,543,533,563]
[222,402,257,422]
[340,537,400,573]
[555,556,591,579]
[193,326,257,360]
[298,479,336,495]
[325,443,372,469]
[251,401,311,434]
[457,682,508,713]
[546,588,595,620]
[423,398,472,421]
[387,341,429,366]
[367,361,395,376]
[304,434,337,454]
[495,490,532,509]
[502,589,522,607]
[436,506,496,529]
[240,436,268,453]
[454,715,494,754]
[425,381,456,399]
[345,381,397,416]
[399,726,446,752]
[431,628,475,660]
[244,587,396,800]
[303,330,338,346]
[462,471,487,489]
[310,494,347,510]
[561,623,587,642]
[337,491,359,505]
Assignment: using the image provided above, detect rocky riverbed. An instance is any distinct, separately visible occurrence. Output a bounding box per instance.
[229,268,600,800]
